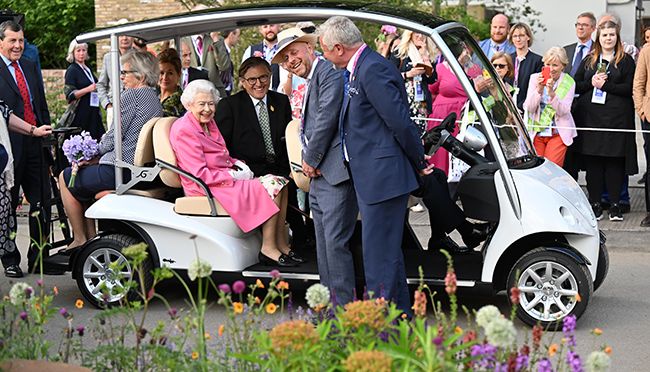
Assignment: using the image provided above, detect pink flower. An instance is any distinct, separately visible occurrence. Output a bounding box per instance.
[445,271,457,295]
[253,51,264,58]
[232,280,246,294]
[269,269,281,279]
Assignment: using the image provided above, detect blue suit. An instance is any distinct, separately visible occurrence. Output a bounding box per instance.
[302,58,358,306]
[339,46,426,314]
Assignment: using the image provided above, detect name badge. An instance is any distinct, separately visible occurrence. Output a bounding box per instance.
[591,88,606,105]
[89,92,100,107]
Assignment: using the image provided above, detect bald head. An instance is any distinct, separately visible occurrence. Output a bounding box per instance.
[490,14,510,43]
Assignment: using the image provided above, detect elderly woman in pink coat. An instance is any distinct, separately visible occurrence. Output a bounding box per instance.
[523,46,577,167]
[170,80,301,267]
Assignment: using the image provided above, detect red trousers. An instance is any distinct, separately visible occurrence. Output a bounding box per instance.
[534,133,567,167]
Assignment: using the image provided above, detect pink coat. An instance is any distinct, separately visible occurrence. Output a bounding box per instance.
[523,72,577,146]
[170,112,279,233]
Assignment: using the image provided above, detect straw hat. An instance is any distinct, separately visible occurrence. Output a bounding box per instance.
[271,27,318,64]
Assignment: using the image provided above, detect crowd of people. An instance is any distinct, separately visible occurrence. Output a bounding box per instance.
[0,8,649,316]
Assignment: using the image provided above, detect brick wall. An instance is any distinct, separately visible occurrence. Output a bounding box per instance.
[42,69,67,122]
[94,0,187,67]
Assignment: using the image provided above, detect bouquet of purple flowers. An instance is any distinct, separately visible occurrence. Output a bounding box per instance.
[62,131,99,187]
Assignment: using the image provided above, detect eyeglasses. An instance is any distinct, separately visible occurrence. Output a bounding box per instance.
[511,34,528,39]
[243,74,270,85]
[575,23,592,28]
[492,63,507,69]
[120,70,136,75]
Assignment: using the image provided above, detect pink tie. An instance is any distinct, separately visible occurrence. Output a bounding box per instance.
[197,36,203,56]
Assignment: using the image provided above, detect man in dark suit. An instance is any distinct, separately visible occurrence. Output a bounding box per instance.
[319,17,431,314]
[273,28,357,305]
[563,12,596,77]
[215,57,308,251]
[180,41,209,89]
[0,20,58,277]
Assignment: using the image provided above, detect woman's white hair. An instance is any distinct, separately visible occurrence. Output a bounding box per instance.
[180,79,221,109]
[317,16,363,49]
[120,50,160,87]
[66,39,88,64]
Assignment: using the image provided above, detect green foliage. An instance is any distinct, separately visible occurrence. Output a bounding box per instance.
[1,0,95,69]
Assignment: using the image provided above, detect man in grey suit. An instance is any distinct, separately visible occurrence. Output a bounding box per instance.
[183,33,227,98]
[273,28,358,305]
[96,34,133,129]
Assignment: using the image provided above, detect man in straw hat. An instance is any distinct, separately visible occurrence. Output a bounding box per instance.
[273,27,357,305]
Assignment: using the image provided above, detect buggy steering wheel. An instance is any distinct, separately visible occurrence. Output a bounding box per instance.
[423,112,457,156]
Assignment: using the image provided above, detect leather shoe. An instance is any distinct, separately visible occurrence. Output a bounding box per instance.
[641,213,650,227]
[460,223,490,249]
[286,250,306,263]
[429,236,470,254]
[4,264,23,278]
[258,252,297,267]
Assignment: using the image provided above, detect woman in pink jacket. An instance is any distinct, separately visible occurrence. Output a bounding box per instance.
[170,80,301,267]
[523,46,577,167]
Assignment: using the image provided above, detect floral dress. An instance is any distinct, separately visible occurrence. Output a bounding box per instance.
[0,100,17,258]
[161,87,185,118]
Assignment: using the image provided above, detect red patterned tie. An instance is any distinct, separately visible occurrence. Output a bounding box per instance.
[11,61,37,125]
[197,36,203,57]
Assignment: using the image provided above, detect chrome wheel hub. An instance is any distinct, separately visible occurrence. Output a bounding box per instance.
[517,261,578,321]
[82,248,132,303]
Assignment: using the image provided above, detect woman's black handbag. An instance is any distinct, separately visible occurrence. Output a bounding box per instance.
[58,99,80,128]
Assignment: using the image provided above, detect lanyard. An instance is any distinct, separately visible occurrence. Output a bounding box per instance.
[514,57,520,86]
[77,63,95,83]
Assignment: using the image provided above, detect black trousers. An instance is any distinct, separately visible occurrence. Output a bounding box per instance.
[419,168,465,239]
[1,137,51,268]
[643,120,650,212]
[584,155,625,205]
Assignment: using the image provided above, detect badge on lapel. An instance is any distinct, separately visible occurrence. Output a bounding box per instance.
[270,105,275,112]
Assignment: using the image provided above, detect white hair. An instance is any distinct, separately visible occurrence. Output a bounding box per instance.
[120,50,160,87]
[66,39,88,64]
[317,16,363,49]
[180,79,221,109]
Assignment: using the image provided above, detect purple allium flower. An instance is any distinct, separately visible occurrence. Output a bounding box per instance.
[59,307,70,319]
[433,336,443,346]
[269,269,281,279]
[19,311,28,321]
[76,325,85,337]
[24,286,33,297]
[516,353,530,371]
[168,307,178,319]
[563,315,577,335]
[537,358,553,372]
[232,280,246,294]
[218,283,231,294]
[566,350,584,372]
[36,279,43,287]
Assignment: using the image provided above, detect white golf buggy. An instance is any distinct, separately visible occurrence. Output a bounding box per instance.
[64,2,607,329]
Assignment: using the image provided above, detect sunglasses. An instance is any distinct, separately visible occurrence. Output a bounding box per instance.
[492,63,507,69]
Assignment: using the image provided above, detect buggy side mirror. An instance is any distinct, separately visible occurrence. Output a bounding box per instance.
[463,126,487,152]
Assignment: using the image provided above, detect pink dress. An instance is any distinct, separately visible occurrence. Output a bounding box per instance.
[428,63,468,175]
[170,112,280,233]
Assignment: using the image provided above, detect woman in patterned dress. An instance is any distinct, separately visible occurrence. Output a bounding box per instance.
[157,48,186,117]
[0,100,52,258]
[58,51,164,249]
[171,80,300,267]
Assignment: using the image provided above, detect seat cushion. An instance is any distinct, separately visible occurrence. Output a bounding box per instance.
[174,196,229,216]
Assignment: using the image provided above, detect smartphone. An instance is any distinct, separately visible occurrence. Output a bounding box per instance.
[596,62,607,74]
[541,66,551,85]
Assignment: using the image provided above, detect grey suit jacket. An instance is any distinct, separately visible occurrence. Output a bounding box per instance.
[183,35,227,98]
[302,58,348,186]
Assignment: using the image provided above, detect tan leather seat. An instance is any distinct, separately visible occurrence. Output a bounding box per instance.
[152,117,229,216]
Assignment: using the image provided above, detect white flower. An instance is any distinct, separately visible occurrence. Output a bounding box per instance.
[484,316,517,348]
[9,282,33,305]
[586,351,611,372]
[305,283,330,309]
[475,305,502,329]
[188,258,212,281]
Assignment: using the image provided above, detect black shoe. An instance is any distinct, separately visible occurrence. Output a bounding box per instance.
[638,174,646,185]
[4,264,23,278]
[641,213,650,227]
[460,223,490,249]
[591,202,603,220]
[619,203,631,214]
[286,250,306,263]
[429,236,470,254]
[600,200,611,210]
[608,204,623,222]
[258,252,297,267]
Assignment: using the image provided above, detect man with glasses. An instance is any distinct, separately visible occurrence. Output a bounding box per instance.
[563,12,596,77]
[216,57,309,250]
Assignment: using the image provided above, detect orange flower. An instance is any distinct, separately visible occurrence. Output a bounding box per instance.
[604,345,612,355]
[204,332,211,340]
[454,326,463,335]
[75,299,84,309]
[53,286,59,296]
[256,279,265,289]
[343,350,393,372]
[592,327,603,335]
[276,281,289,290]
[575,293,582,302]
[411,290,427,318]
[269,320,318,354]
[254,296,261,304]
[218,324,224,337]
[233,302,244,314]
[266,303,277,314]
[548,343,558,357]
[191,351,199,360]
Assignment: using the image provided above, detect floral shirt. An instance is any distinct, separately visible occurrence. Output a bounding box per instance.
[161,87,185,118]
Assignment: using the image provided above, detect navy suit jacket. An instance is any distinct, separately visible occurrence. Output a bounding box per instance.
[340,46,425,205]
[302,58,348,186]
[510,51,543,111]
[0,57,50,166]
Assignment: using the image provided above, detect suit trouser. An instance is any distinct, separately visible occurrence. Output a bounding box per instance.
[419,169,465,240]
[644,119,650,212]
[357,192,411,315]
[2,136,51,268]
[309,177,358,306]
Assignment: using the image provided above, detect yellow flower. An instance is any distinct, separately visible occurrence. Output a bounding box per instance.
[204,332,211,340]
[548,343,559,357]
[75,299,84,309]
[266,303,277,314]
[343,350,393,372]
[256,279,265,288]
[53,286,59,296]
[592,327,603,335]
[604,346,612,355]
[340,300,388,332]
[454,326,463,335]
[270,320,318,355]
[191,351,199,360]
[218,324,224,337]
[233,302,244,314]
[276,281,289,290]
